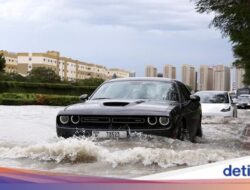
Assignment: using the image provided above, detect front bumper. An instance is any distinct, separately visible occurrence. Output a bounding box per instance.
[237,103,250,108]
[202,111,234,117]
[56,126,173,138]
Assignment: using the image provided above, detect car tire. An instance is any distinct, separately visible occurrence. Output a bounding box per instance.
[196,125,203,138]
[176,120,191,142]
[195,116,203,138]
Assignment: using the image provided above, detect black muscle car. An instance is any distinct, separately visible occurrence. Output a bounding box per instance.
[56,77,202,142]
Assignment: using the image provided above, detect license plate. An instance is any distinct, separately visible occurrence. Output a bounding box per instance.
[92,131,127,138]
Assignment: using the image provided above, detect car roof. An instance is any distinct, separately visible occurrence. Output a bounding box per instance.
[196,91,228,94]
[107,77,181,83]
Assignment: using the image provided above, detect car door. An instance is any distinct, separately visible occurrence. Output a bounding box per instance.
[177,82,201,139]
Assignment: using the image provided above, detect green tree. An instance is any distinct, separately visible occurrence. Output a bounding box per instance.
[28,67,61,83]
[0,53,6,72]
[193,0,250,85]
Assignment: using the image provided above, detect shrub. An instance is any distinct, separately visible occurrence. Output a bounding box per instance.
[0,81,97,96]
[0,93,80,106]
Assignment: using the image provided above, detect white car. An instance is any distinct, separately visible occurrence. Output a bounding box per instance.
[237,94,250,109]
[195,91,237,118]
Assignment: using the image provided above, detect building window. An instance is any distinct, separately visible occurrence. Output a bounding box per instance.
[44,58,46,62]
[29,58,32,61]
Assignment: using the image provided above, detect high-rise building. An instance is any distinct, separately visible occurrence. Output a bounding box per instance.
[182,64,196,90]
[145,65,157,77]
[129,71,136,77]
[163,64,176,79]
[199,65,214,91]
[0,50,18,73]
[213,65,231,91]
[236,67,245,89]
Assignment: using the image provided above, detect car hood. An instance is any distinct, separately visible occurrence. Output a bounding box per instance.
[60,99,178,116]
[201,103,231,113]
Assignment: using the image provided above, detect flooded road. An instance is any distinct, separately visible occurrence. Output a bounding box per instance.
[0,106,249,178]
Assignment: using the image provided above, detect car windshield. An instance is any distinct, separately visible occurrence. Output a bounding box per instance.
[195,92,229,104]
[91,80,178,101]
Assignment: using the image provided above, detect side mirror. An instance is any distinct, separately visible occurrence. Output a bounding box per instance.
[190,95,200,102]
[79,94,88,102]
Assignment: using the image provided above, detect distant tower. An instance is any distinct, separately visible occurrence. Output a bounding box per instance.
[182,64,196,91]
[145,65,157,77]
[129,71,136,77]
[163,64,176,79]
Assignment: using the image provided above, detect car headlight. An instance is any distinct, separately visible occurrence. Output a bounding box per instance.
[147,116,157,126]
[221,107,231,112]
[71,115,80,124]
[159,117,170,126]
[59,116,69,124]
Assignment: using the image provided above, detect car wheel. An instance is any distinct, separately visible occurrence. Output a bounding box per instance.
[195,116,203,138]
[196,125,203,138]
[176,120,190,142]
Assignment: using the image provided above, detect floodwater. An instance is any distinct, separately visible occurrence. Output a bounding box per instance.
[0,106,249,178]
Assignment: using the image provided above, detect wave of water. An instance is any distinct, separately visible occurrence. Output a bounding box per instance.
[0,137,239,168]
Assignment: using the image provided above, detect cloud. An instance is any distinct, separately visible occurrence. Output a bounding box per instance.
[0,0,212,31]
[0,0,234,77]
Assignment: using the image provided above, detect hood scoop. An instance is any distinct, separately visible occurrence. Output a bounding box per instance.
[103,102,130,107]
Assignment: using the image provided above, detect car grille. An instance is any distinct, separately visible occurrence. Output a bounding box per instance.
[81,117,110,123]
[112,117,145,123]
[59,116,161,129]
[80,116,145,124]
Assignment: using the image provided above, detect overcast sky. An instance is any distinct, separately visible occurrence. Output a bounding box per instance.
[0,0,234,78]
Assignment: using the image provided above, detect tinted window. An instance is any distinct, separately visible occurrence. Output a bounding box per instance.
[195,92,229,103]
[91,80,179,101]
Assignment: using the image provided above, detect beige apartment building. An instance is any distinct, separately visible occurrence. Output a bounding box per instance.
[145,65,157,77]
[163,64,176,79]
[0,50,18,73]
[213,65,230,91]
[108,68,131,78]
[17,51,60,77]
[182,64,196,90]
[2,50,129,81]
[199,65,214,91]
[236,67,245,89]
